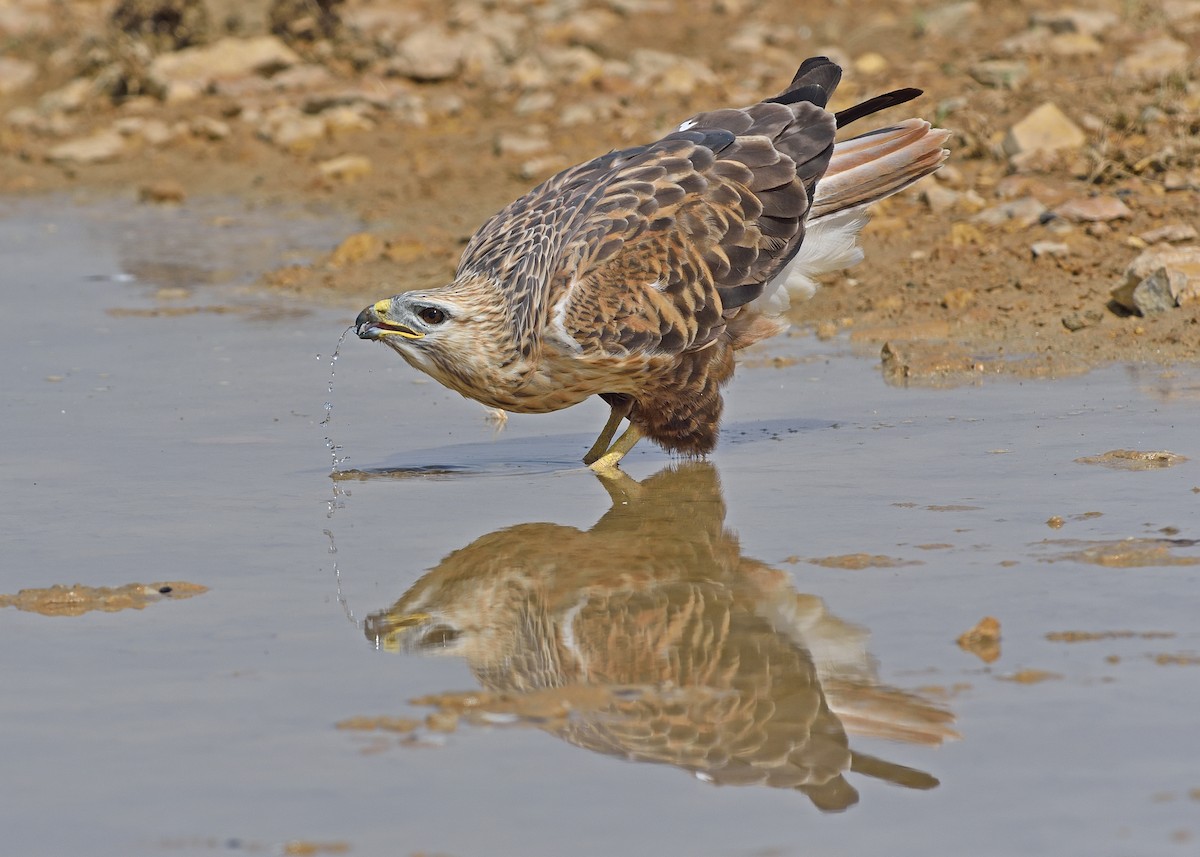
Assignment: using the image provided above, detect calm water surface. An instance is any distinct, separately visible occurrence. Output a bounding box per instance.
[2,197,1197,857]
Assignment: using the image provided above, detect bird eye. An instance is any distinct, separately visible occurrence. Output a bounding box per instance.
[421,626,460,648]
[418,306,446,325]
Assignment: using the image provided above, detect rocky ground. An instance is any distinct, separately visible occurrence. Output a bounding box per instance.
[2,0,1198,383]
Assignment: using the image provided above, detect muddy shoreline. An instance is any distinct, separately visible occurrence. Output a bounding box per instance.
[2,0,1198,384]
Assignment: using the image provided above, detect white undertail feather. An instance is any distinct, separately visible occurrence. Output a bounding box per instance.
[748,118,950,317]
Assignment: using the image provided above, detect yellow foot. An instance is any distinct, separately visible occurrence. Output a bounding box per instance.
[585,425,642,472]
[587,450,626,474]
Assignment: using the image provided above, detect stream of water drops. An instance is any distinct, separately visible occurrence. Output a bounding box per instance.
[320,325,355,475]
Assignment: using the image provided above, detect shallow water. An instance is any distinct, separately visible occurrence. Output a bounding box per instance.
[3,197,1198,856]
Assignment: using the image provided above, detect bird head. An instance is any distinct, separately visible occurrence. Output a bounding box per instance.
[355,277,522,401]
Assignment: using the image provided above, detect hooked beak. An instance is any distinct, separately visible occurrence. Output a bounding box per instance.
[363,611,433,652]
[356,299,425,341]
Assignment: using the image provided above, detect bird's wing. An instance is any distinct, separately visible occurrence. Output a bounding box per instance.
[457,59,844,358]
[456,153,631,351]
[551,100,837,357]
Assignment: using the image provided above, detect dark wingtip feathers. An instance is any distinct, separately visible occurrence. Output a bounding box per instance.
[834,87,924,128]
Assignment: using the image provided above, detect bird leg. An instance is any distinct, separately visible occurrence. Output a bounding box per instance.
[582,395,633,465]
[586,424,643,473]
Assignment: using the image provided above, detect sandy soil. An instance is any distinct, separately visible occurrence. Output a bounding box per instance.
[2,0,1198,383]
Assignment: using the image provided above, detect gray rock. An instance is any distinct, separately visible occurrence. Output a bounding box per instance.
[1125,268,1186,315]
[1053,196,1132,223]
[968,60,1029,89]
[1138,224,1199,245]
[1111,247,1200,314]
[973,196,1048,228]
[1062,310,1103,331]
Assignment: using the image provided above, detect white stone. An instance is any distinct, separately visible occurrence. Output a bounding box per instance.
[1138,224,1198,244]
[38,78,94,113]
[322,106,374,134]
[920,2,980,37]
[318,155,372,181]
[191,116,231,140]
[391,26,466,81]
[47,130,126,164]
[629,50,717,95]
[972,197,1048,228]
[1053,196,1132,223]
[1003,103,1086,163]
[1031,241,1070,259]
[496,128,551,157]
[1123,246,1200,284]
[149,36,301,91]
[921,184,960,213]
[257,106,325,150]
[0,57,37,95]
[1115,38,1191,80]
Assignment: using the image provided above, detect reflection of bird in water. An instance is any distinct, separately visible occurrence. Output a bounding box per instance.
[364,464,956,811]
[356,57,949,470]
